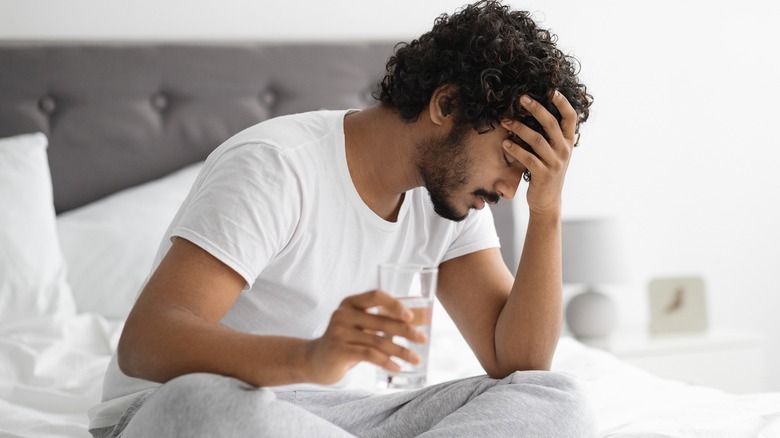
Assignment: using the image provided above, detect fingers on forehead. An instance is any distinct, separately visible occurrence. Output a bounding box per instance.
[503,91,575,136]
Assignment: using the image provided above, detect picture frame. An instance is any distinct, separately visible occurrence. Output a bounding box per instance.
[648,277,708,334]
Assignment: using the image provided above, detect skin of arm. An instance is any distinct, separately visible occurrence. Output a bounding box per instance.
[437,91,577,378]
[118,237,424,387]
[117,237,311,387]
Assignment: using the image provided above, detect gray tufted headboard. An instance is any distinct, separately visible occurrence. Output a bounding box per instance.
[0,42,517,269]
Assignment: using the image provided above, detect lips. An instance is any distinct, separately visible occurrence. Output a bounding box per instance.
[475,195,488,210]
[472,190,500,210]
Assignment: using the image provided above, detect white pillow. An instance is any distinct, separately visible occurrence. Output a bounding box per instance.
[0,132,76,322]
[57,161,204,319]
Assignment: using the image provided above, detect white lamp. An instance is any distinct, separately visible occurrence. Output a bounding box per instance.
[562,218,628,342]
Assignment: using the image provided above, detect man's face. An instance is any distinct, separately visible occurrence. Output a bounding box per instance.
[416,123,525,222]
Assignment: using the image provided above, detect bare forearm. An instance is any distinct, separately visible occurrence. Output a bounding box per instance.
[494,211,563,372]
[118,304,310,388]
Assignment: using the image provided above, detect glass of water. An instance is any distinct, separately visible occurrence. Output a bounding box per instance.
[376,263,437,390]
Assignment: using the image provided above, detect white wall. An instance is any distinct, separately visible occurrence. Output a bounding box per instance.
[3,0,779,389]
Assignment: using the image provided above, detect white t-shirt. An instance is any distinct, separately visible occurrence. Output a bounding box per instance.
[89,110,501,429]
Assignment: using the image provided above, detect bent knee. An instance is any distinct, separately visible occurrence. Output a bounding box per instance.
[124,373,278,437]
[157,373,274,410]
[505,371,596,436]
[504,370,587,400]
[164,372,257,394]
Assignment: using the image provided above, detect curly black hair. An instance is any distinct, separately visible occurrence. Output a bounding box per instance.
[376,0,593,137]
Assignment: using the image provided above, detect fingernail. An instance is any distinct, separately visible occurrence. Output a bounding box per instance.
[502,141,512,149]
[417,330,427,343]
[555,90,561,97]
[521,95,532,105]
[403,309,414,322]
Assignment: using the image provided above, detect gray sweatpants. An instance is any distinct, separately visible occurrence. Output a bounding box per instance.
[91,371,595,437]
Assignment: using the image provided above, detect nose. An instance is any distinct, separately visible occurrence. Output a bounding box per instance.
[495,170,523,201]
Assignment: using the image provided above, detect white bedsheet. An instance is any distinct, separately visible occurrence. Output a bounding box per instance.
[2,308,780,437]
[0,314,120,437]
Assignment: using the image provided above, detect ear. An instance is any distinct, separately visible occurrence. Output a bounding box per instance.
[428,85,457,127]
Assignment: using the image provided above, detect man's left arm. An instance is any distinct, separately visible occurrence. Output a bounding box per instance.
[437,91,578,377]
[437,235,561,377]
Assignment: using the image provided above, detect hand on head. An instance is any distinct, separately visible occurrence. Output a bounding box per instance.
[501,91,579,217]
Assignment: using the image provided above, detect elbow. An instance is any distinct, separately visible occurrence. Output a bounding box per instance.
[488,331,560,378]
[116,354,136,379]
[488,347,555,378]
[517,357,553,372]
[116,332,137,378]
[116,323,147,379]
[487,360,552,380]
[515,353,554,372]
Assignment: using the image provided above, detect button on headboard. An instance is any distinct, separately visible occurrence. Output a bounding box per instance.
[0,43,392,213]
[0,42,517,270]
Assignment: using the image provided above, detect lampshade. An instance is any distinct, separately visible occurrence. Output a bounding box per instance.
[562,217,629,341]
[562,218,628,285]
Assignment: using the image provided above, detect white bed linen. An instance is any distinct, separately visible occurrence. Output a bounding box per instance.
[0,314,121,438]
[57,162,205,319]
[0,133,76,323]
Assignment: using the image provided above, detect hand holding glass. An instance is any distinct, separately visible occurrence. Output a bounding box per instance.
[375,263,437,389]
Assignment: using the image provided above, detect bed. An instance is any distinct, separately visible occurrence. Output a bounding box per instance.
[1,42,779,438]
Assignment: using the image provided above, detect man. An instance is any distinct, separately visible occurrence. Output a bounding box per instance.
[89,1,594,436]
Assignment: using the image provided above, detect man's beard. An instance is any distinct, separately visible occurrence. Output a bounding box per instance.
[416,125,499,222]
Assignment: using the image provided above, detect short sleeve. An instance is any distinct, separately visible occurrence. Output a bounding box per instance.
[442,205,501,262]
[171,142,302,289]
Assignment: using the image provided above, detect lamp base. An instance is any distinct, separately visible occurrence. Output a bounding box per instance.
[565,289,617,339]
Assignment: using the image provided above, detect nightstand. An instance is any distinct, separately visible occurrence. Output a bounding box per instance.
[592,328,767,394]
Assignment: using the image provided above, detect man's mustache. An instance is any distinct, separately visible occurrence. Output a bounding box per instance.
[473,189,500,204]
